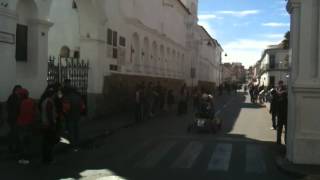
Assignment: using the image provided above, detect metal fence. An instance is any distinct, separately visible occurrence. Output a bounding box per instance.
[47,56,89,96]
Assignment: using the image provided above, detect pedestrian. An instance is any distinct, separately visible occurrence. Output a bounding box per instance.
[40,87,59,164]
[16,88,36,165]
[167,89,175,112]
[177,84,188,115]
[134,83,144,123]
[276,81,288,145]
[192,87,201,112]
[269,88,278,130]
[151,86,159,116]
[63,79,83,151]
[218,84,223,96]
[144,82,154,118]
[6,85,22,153]
[159,87,166,111]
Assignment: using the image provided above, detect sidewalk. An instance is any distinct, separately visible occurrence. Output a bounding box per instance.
[0,112,136,161]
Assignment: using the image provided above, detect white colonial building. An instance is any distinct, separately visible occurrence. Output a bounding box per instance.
[0,0,223,116]
[195,25,223,89]
[257,44,289,87]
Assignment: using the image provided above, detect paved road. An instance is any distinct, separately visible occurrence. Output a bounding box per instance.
[0,91,296,180]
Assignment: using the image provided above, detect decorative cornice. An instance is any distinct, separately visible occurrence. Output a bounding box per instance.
[0,7,17,20]
[292,81,320,93]
[125,17,187,51]
[29,18,54,28]
[287,0,301,14]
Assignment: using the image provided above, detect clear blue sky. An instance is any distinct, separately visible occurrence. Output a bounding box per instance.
[198,0,290,68]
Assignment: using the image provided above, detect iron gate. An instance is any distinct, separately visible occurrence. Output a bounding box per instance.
[47,56,89,96]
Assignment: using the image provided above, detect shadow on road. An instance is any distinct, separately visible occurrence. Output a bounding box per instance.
[0,134,297,180]
[241,103,266,109]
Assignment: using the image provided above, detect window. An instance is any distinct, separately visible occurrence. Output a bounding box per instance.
[72,0,77,9]
[107,28,120,59]
[112,31,117,47]
[269,55,276,69]
[119,36,126,47]
[109,64,118,71]
[74,50,80,59]
[107,29,112,45]
[113,48,118,59]
[16,24,28,61]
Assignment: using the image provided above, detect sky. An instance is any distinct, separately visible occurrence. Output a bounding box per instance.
[198,0,290,68]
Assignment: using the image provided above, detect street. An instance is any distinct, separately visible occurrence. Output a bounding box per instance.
[0,91,296,180]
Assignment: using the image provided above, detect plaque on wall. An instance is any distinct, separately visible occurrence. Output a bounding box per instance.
[0,31,15,44]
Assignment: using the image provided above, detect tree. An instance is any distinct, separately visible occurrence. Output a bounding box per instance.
[282,31,290,49]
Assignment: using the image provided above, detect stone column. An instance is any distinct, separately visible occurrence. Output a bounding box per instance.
[0,8,17,102]
[15,18,53,99]
[287,0,320,164]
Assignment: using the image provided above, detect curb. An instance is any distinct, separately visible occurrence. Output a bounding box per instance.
[276,156,306,178]
[276,156,320,179]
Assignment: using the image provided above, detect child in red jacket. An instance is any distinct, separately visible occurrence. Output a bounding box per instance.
[17,89,36,165]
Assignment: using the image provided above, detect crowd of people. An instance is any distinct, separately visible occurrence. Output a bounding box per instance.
[247,80,288,145]
[5,79,84,165]
[134,82,191,123]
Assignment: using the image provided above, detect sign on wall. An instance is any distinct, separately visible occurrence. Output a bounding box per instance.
[0,31,15,44]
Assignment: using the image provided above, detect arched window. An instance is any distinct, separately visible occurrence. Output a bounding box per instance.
[131,32,140,65]
[143,37,150,62]
[60,46,71,58]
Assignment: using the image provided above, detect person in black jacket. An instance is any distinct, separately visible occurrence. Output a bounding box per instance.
[6,85,22,153]
[269,88,278,130]
[276,81,288,145]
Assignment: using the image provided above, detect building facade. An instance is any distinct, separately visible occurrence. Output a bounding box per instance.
[257,45,289,87]
[222,63,245,84]
[0,0,223,117]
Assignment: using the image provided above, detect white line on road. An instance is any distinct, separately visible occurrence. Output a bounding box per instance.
[208,143,233,171]
[135,141,176,168]
[171,141,203,169]
[245,144,267,173]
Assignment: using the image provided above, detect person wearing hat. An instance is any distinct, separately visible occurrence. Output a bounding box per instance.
[16,88,36,165]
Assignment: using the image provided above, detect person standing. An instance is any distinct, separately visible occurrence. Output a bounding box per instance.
[63,79,83,151]
[167,89,175,112]
[134,84,144,123]
[40,88,59,164]
[276,81,288,145]
[16,89,36,165]
[178,84,188,115]
[269,88,278,130]
[144,82,154,118]
[6,85,22,153]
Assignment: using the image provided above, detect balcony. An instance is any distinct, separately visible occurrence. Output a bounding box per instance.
[258,62,289,76]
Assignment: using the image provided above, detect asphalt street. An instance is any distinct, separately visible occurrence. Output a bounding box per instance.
[0,91,297,180]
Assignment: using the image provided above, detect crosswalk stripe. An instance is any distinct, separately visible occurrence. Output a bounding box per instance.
[245,144,266,173]
[207,143,232,171]
[135,141,176,168]
[126,140,152,159]
[171,141,203,169]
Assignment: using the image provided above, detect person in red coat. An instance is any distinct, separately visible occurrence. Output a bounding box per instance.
[16,89,36,165]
